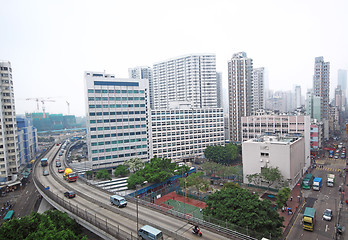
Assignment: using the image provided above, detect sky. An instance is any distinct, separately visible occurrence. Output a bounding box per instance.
[1,0,347,117]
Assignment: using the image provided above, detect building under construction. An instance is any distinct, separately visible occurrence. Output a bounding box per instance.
[31,113,81,131]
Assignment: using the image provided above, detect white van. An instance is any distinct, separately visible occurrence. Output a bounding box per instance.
[138,225,163,240]
[110,195,127,207]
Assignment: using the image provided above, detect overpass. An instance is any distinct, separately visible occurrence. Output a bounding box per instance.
[33,144,257,240]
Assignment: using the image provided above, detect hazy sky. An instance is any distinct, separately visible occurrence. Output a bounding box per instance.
[1,0,347,116]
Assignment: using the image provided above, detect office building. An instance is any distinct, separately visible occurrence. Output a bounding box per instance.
[241,114,310,171]
[0,61,20,183]
[17,115,38,165]
[216,72,223,108]
[84,72,148,170]
[252,67,265,112]
[149,102,224,162]
[129,66,154,109]
[228,52,253,143]
[313,57,330,120]
[242,135,305,189]
[153,54,217,109]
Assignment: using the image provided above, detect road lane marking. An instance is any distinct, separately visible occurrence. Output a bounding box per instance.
[26,191,28,194]
[325,225,328,232]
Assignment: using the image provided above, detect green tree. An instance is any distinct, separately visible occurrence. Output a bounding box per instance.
[204,143,239,164]
[114,165,129,177]
[96,169,111,180]
[0,210,87,240]
[127,173,146,189]
[182,172,210,194]
[124,157,144,173]
[260,166,283,189]
[246,173,262,186]
[204,187,284,239]
[275,187,291,208]
[85,170,93,179]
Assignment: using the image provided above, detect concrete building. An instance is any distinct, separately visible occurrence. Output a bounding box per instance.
[242,135,305,189]
[338,69,347,94]
[0,61,20,183]
[84,72,148,169]
[252,67,265,113]
[295,85,301,109]
[241,114,310,171]
[228,52,253,143]
[149,102,224,162]
[313,57,330,120]
[17,115,38,165]
[335,85,344,111]
[129,66,154,109]
[310,121,324,152]
[216,72,223,108]
[153,54,217,109]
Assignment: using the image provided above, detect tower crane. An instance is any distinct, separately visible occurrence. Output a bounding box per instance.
[26,98,56,118]
[66,101,70,115]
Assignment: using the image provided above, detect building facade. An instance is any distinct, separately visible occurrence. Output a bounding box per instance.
[0,61,20,183]
[306,90,321,121]
[242,135,305,189]
[153,54,217,109]
[313,56,330,120]
[228,52,253,143]
[84,72,148,169]
[295,85,301,109]
[17,115,38,165]
[338,69,347,94]
[241,114,311,170]
[149,103,224,162]
[252,67,265,113]
[216,72,223,108]
[129,66,154,109]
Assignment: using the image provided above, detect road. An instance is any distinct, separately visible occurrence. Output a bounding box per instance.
[35,145,235,240]
[287,156,345,239]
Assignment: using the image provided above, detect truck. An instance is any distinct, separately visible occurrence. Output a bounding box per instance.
[327,174,335,187]
[302,173,313,190]
[303,207,316,231]
[40,158,48,167]
[329,150,334,158]
[312,177,322,190]
[63,168,77,182]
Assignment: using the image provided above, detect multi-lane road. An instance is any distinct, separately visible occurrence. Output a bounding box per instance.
[287,156,345,239]
[34,144,235,240]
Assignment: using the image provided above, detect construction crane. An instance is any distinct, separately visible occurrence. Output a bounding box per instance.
[26,98,56,118]
[66,101,70,115]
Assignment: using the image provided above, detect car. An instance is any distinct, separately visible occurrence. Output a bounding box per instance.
[323,209,332,221]
[64,191,76,199]
[58,167,64,173]
[43,170,49,176]
[56,161,61,167]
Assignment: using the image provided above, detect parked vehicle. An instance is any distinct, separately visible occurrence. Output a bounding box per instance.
[327,174,335,187]
[138,225,163,240]
[63,168,77,182]
[110,195,127,207]
[322,209,332,221]
[41,158,48,167]
[302,174,314,190]
[303,207,316,231]
[329,150,334,158]
[312,177,322,191]
[64,191,76,198]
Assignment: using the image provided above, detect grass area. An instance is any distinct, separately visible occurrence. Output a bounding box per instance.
[164,199,203,219]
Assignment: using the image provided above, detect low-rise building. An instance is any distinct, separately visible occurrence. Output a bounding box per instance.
[242,135,305,189]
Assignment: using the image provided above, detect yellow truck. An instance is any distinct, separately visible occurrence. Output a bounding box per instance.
[303,207,315,231]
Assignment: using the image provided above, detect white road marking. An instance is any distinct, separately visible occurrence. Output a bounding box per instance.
[325,225,328,232]
[26,191,28,194]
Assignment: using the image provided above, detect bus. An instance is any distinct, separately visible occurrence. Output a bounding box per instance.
[41,158,48,167]
[302,173,314,190]
[3,210,14,221]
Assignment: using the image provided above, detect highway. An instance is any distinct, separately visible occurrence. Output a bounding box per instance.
[34,144,237,240]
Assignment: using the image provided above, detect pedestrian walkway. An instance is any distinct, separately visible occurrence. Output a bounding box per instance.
[316,167,342,172]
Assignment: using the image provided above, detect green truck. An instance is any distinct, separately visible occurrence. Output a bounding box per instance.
[302,173,313,189]
[303,207,315,231]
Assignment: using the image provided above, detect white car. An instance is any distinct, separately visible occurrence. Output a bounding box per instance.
[323,209,332,221]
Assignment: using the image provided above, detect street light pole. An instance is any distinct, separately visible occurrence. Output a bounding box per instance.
[136,195,139,234]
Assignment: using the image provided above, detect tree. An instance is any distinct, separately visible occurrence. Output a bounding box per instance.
[204,143,239,165]
[204,187,284,239]
[246,173,262,186]
[96,169,111,180]
[0,210,87,240]
[114,165,129,177]
[182,172,210,194]
[124,158,144,173]
[260,166,283,189]
[275,187,291,208]
[127,173,145,189]
[85,170,93,180]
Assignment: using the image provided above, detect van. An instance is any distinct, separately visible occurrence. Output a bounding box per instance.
[110,195,127,207]
[138,225,163,240]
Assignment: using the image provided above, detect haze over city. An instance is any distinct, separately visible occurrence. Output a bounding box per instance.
[1,0,347,116]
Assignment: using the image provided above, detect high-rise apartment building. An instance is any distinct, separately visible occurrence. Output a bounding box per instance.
[153,54,217,109]
[335,85,344,111]
[306,90,321,121]
[129,66,154,109]
[216,72,223,108]
[252,67,265,112]
[295,85,301,109]
[338,69,347,93]
[0,61,20,183]
[84,72,148,170]
[313,57,330,120]
[17,115,38,166]
[228,52,253,142]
